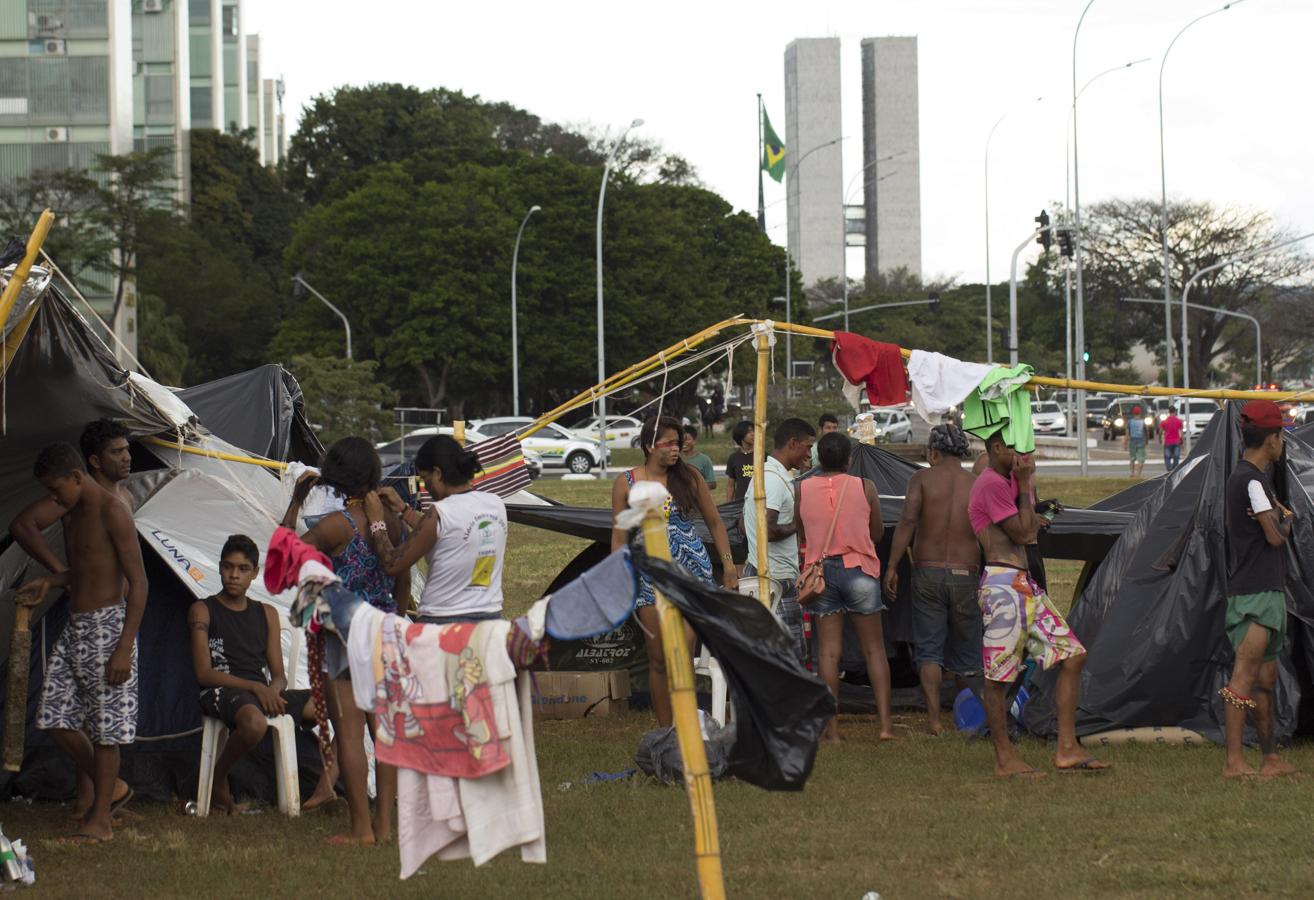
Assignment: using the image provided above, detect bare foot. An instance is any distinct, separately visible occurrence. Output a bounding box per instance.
[927,720,944,737]
[1222,760,1258,779]
[1055,749,1111,772]
[326,832,376,847]
[72,778,129,821]
[995,757,1044,778]
[879,731,898,742]
[1260,756,1298,778]
[303,786,341,813]
[211,780,237,816]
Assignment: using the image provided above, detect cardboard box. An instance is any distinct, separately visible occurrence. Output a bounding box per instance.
[532,671,631,719]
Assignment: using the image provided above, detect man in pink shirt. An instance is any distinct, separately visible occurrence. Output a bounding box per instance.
[1161,410,1184,472]
[967,432,1108,776]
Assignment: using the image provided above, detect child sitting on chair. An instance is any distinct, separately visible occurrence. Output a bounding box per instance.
[187,534,337,814]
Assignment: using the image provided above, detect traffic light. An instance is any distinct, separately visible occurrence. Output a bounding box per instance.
[1035,210,1052,251]
[1082,346,1091,364]
[1057,227,1074,258]
[929,292,941,314]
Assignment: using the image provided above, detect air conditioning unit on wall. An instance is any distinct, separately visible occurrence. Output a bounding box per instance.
[42,39,66,55]
[45,127,69,142]
[142,0,165,12]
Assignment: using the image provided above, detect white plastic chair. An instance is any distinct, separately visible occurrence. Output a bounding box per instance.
[196,625,303,817]
[693,577,785,726]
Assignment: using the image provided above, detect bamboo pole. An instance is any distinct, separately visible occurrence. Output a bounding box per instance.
[521,316,747,438]
[0,209,54,328]
[752,328,771,607]
[143,437,287,471]
[638,505,725,900]
[3,604,31,772]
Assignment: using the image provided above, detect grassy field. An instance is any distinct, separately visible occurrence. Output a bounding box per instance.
[17,472,1314,898]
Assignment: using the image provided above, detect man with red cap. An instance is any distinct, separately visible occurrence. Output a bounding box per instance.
[1220,399,1298,778]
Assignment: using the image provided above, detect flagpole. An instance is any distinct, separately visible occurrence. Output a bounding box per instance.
[757,93,766,232]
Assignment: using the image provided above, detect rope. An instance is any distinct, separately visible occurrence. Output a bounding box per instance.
[41,251,156,383]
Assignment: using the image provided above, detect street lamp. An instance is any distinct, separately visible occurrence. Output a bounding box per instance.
[1121,296,1259,389]
[813,294,938,323]
[984,97,1041,365]
[596,118,643,477]
[511,204,541,417]
[291,272,351,359]
[1071,0,1097,477]
[842,151,907,330]
[1159,1,1246,390]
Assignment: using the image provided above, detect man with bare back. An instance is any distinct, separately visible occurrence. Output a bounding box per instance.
[884,424,981,735]
[968,432,1107,776]
[15,443,147,843]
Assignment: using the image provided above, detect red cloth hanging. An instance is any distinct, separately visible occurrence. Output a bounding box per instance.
[263,526,332,594]
[831,332,909,407]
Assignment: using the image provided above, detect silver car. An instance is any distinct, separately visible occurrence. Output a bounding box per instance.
[472,417,609,474]
[869,408,913,443]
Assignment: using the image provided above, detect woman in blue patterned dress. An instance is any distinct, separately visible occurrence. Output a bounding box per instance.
[611,416,736,726]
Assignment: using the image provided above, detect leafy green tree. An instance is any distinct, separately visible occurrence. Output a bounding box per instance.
[288,353,397,444]
[0,168,111,280]
[92,147,178,323]
[137,292,190,385]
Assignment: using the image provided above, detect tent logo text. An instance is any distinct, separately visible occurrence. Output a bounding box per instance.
[149,529,205,583]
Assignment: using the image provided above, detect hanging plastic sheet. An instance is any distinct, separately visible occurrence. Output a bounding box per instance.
[634,555,834,791]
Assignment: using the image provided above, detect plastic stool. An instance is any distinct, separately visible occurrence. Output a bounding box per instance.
[693,646,732,726]
[195,626,303,817]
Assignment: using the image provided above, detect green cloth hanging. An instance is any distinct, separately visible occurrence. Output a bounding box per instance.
[961,364,1035,453]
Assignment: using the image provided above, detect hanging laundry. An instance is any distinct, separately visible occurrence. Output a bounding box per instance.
[264,526,332,593]
[906,349,993,424]
[961,363,1036,453]
[831,332,909,410]
[634,554,834,791]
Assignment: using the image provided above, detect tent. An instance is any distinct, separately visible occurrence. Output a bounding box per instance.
[0,278,324,802]
[1026,403,1314,741]
[176,364,323,466]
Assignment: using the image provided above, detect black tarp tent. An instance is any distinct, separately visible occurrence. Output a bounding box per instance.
[177,364,323,466]
[1026,403,1314,741]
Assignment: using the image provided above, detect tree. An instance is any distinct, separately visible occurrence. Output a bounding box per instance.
[287,353,397,445]
[0,168,111,280]
[1063,199,1311,387]
[93,147,178,324]
[136,292,190,385]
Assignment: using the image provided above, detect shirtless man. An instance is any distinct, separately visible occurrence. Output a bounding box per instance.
[884,424,981,735]
[16,443,147,842]
[8,419,135,823]
[967,432,1107,776]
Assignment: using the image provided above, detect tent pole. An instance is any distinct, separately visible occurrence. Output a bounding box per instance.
[0,209,54,327]
[638,505,725,900]
[752,327,771,607]
[143,437,287,471]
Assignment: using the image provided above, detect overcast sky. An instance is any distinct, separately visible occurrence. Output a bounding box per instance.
[246,0,1312,285]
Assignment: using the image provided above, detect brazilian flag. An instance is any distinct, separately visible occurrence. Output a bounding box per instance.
[762,110,785,182]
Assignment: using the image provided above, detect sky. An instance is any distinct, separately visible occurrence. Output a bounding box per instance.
[245,0,1313,285]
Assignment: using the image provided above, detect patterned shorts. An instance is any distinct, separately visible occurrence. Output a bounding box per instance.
[978,565,1085,684]
[37,604,138,745]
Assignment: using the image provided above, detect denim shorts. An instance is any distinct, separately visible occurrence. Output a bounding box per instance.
[810,558,884,618]
[911,567,983,675]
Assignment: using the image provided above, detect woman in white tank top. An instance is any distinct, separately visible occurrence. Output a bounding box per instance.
[363,435,507,624]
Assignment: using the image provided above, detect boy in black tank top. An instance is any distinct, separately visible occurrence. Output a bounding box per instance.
[187,535,337,813]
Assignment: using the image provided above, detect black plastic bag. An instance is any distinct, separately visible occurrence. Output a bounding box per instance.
[635,721,734,784]
[635,555,834,791]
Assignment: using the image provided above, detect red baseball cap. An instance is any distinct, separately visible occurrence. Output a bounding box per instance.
[1241,399,1284,428]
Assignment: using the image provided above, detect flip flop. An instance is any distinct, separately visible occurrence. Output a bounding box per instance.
[1057,759,1112,772]
[1002,769,1046,779]
[59,832,111,845]
[110,784,134,815]
[302,794,344,814]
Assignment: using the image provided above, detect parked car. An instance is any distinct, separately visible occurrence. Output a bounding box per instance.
[375,426,543,479]
[1031,401,1069,436]
[869,407,913,443]
[1102,398,1156,441]
[1083,396,1110,429]
[1172,399,1219,439]
[472,417,609,474]
[571,415,644,450]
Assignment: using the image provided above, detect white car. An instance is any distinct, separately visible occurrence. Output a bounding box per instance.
[1172,399,1218,439]
[1031,401,1069,436]
[472,417,609,474]
[572,415,644,450]
[374,426,543,479]
[860,408,912,443]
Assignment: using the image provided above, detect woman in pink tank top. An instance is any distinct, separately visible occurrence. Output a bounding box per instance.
[796,432,893,742]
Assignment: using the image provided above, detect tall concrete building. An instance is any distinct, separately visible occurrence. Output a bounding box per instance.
[783,37,843,287]
[861,36,922,281]
[0,0,284,364]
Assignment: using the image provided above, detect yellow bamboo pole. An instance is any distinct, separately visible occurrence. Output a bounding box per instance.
[0,209,54,328]
[521,316,747,438]
[638,507,725,900]
[751,329,771,608]
[143,437,287,471]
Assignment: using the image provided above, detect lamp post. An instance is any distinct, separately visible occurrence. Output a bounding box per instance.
[842,151,906,330]
[1071,0,1097,477]
[291,272,351,359]
[511,204,541,417]
[596,118,643,478]
[1009,219,1059,366]
[1159,1,1245,390]
[1064,58,1148,427]
[1122,296,1260,389]
[782,135,844,383]
[813,295,938,323]
[984,97,1041,365]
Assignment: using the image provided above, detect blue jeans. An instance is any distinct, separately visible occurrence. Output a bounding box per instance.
[810,558,884,618]
[1164,443,1181,471]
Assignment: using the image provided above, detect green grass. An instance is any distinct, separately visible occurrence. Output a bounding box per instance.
[19,473,1251,899]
